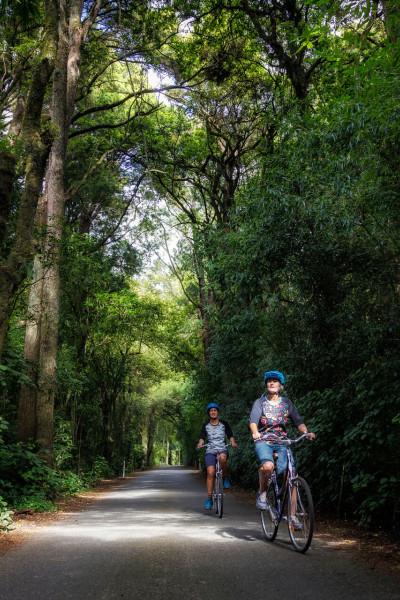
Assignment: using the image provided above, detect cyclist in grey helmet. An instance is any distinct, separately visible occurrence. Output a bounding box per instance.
[197,402,237,510]
[249,370,315,514]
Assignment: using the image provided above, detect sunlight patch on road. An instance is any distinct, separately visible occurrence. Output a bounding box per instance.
[34,513,259,543]
[101,489,166,499]
[321,539,358,548]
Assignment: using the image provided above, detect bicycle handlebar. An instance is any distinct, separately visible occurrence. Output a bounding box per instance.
[255,431,312,445]
[196,443,232,451]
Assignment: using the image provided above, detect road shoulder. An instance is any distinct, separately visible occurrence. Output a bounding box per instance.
[0,473,139,556]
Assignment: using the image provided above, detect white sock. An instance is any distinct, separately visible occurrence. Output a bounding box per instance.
[259,491,266,502]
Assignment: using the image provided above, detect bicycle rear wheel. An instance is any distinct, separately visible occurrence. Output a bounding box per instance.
[287,476,314,553]
[260,483,279,541]
[214,474,224,518]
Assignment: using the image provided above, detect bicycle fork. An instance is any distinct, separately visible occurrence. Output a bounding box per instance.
[267,474,280,524]
[268,473,290,525]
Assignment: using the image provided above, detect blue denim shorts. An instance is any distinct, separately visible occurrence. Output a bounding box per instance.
[205,451,227,468]
[254,441,288,475]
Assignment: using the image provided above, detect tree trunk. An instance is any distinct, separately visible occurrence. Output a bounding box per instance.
[101,391,114,462]
[17,191,47,441]
[146,408,157,467]
[0,4,56,358]
[35,0,102,459]
[35,0,69,459]
[17,254,45,441]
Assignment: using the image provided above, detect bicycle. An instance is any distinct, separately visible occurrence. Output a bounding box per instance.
[256,432,315,553]
[197,445,230,519]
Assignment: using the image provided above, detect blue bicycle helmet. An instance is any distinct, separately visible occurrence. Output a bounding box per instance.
[263,370,286,385]
[206,402,220,412]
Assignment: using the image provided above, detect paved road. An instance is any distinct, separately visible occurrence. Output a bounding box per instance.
[0,467,399,600]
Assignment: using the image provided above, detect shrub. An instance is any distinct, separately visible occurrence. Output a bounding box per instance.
[14,496,56,513]
[0,496,14,531]
[88,456,113,483]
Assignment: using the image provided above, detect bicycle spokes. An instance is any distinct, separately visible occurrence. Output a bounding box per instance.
[287,477,314,553]
[260,482,279,541]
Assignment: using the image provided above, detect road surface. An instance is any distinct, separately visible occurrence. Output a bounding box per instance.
[0,467,399,600]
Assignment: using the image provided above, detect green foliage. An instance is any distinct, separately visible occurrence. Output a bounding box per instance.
[0,418,120,517]
[152,2,400,531]
[0,496,14,531]
[15,496,56,513]
[0,0,42,26]
[88,457,113,481]
[0,438,60,505]
[53,417,75,469]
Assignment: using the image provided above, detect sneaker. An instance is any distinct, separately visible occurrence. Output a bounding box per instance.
[223,478,232,490]
[204,497,213,510]
[256,491,267,511]
[290,516,303,530]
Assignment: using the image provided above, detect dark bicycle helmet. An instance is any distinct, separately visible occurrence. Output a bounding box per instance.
[263,370,286,385]
[206,402,220,412]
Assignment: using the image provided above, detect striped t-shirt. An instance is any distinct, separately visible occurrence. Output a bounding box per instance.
[199,420,233,454]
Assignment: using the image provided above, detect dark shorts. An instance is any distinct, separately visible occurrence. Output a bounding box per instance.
[205,451,227,468]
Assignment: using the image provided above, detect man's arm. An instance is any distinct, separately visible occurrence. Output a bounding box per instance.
[223,421,238,448]
[197,423,207,448]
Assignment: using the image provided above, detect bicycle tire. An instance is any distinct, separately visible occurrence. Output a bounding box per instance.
[260,483,279,541]
[287,476,314,553]
[215,474,224,518]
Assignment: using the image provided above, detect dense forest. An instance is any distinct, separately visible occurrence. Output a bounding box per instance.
[0,0,399,534]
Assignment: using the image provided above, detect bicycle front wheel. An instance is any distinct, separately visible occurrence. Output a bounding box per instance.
[260,484,279,541]
[215,475,224,518]
[287,476,314,553]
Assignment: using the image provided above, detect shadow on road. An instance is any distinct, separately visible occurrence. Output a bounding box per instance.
[214,526,264,542]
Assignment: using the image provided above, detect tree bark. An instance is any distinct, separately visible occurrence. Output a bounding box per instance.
[146,407,157,467]
[35,0,102,459]
[17,192,47,442]
[17,254,44,441]
[0,3,56,358]
[35,0,69,458]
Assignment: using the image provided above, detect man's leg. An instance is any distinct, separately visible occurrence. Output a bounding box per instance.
[206,465,216,496]
[219,453,228,477]
[218,453,232,489]
[203,453,216,508]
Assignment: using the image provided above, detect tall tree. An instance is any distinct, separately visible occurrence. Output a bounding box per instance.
[0,0,56,356]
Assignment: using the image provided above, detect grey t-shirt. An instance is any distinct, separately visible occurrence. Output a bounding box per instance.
[199,420,233,454]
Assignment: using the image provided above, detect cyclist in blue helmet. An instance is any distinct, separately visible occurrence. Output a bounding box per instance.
[249,370,315,512]
[197,402,237,510]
